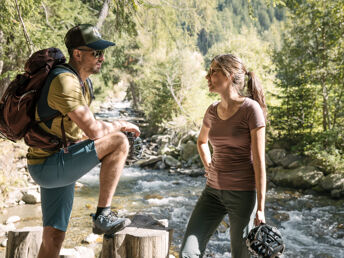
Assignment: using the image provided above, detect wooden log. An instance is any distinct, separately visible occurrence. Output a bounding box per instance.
[5,226,42,258]
[101,215,173,258]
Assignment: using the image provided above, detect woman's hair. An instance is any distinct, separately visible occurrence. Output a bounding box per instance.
[212,54,267,119]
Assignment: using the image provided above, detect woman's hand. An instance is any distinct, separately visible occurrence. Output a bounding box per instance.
[204,163,211,178]
[254,210,266,226]
[197,124,212,179]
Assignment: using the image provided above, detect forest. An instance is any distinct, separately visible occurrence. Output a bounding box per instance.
[0,0,343,175]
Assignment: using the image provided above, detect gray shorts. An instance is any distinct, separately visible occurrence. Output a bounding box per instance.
[28,140,100,231]
[180,185,257,258]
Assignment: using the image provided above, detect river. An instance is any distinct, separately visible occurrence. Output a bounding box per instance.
[1,101,343,258]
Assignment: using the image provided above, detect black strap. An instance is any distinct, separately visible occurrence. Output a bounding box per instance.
[57,63,94,101]
[61,117,68,153]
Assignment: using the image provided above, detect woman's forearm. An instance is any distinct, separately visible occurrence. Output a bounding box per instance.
[197,142,212,170]
[251,127,267,213]
[253,162,266,211]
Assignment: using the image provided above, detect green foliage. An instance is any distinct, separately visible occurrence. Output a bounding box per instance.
[110,0,284,131]
[304,129,344,174]
[135,49,210,131]
[0,0,95,84]
[196,0,286,55]
[272,0,344,135]
[271,0,344,173]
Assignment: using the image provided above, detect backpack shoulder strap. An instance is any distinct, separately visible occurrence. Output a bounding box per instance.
[36,65,73,128]
[86,78,95,101]
[56,64,95,101]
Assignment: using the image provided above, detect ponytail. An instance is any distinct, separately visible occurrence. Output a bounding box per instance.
[246,71,267,120]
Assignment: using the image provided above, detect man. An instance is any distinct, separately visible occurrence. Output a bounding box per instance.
[26,24,140,257]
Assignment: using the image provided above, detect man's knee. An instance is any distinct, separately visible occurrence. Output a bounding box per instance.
[42,226,65,248]
[95,132,130,159]
[114,132,130,153]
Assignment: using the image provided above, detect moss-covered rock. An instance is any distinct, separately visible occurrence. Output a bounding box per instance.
[270,166,324,189]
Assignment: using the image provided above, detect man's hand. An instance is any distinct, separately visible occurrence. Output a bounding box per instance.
[113,120,141,137]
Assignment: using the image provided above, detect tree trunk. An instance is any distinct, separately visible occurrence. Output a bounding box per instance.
[321,82,330,131]
[14,0,34,54]
[101,215,172,258]
[6,226,42,258]
[129,81,139,109]
[96,0,111,30]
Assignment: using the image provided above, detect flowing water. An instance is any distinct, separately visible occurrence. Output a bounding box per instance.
[75,165,344,258]
[1,101,343,258]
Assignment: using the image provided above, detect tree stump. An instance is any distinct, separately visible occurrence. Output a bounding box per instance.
[6,226,43,258]
[101,215,173,258]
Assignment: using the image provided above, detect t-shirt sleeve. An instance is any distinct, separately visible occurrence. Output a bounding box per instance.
[47,73,87,115]
[203,103,216,128]
[247,101,266,130]
[203,105,213,128]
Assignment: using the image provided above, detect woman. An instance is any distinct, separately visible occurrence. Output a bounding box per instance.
[180,54,267,258]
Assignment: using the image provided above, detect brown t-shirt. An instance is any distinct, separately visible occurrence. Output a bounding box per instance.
[203,98,266,191]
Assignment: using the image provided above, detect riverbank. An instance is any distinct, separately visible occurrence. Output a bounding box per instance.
[134,130,344,199]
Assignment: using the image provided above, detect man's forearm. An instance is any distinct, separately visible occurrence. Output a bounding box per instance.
[112,120,127,131]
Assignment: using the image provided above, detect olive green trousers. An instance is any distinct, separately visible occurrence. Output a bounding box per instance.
[180,185,257,258]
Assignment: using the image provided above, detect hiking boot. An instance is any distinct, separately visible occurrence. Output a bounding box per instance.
[91,210,131,235]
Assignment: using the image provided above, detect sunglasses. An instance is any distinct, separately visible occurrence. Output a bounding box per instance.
[207,67,222,76]
[77,48,105,58]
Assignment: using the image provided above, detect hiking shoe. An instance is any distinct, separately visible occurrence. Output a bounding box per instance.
[91,210,131,235]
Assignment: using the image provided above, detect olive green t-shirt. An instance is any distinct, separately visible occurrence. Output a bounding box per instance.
[27,72,92,165]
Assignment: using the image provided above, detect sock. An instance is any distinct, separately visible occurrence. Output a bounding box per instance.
[95,206,110,218]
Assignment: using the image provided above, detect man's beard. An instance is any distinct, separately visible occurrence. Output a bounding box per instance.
[90,65,101,74]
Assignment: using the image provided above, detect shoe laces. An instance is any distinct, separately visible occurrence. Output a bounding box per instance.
[103,210,119,222]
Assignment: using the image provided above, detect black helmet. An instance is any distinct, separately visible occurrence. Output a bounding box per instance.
[246,223,285,258]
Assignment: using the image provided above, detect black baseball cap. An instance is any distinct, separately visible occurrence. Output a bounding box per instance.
[64,24,115,50]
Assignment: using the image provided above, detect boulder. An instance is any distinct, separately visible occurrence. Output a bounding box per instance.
[154,161,166,170]
[331,189,344,199]
[319,173,344,192]
[272,212,290,222]
[157,143,170,155]
[158,144,179,157]
[179,131,198,145]
[280,154,302,168]
[6,189,23,205]
[267,149,287,166]
[22,190,41,204]
[174,168,205,177]
[82,233,100,244]
[151,134,170,145]
[270,166,324,189]
[134,156,162,167]
[266,154,274,167]
[60,247,95,258]
[180,140,198,161]
[164,155,181,168]
[1,238,7,247]
[288,160,302,169]
[6,216,20,225]
[0,223,15,234]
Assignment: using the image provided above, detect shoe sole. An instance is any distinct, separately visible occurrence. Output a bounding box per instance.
[92,218,131,235]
